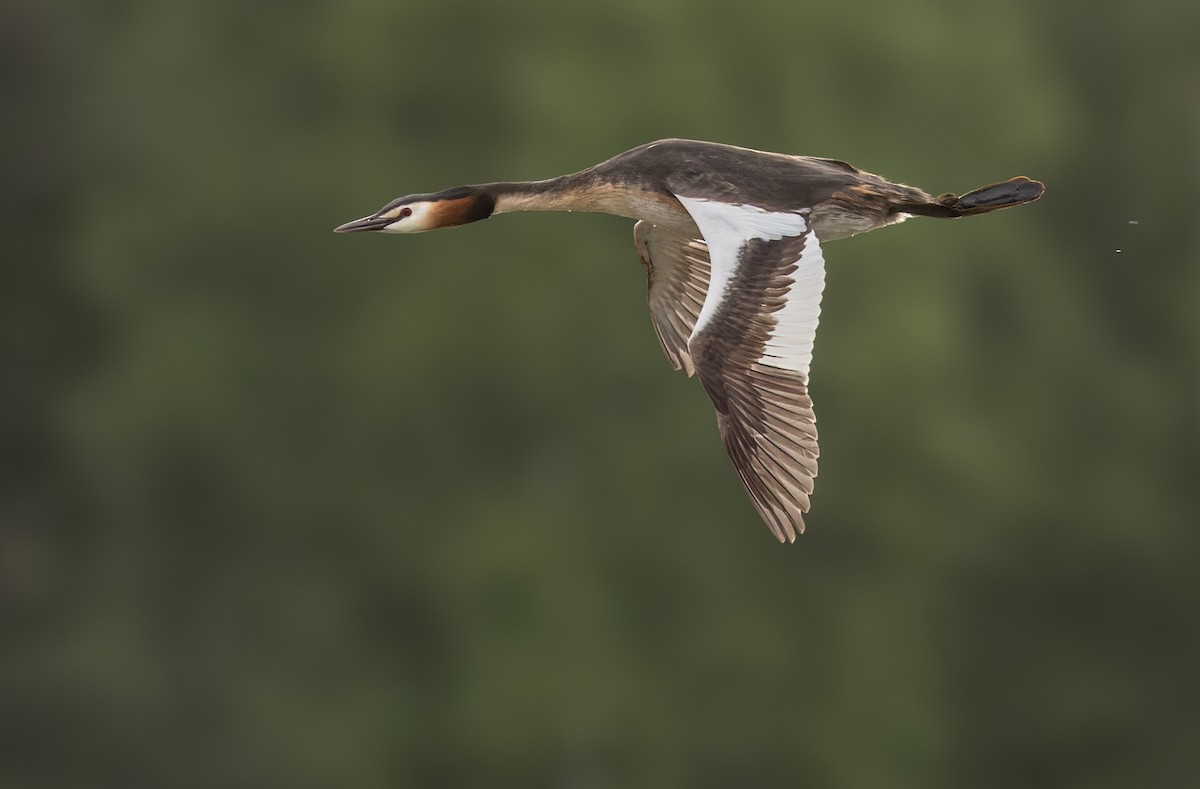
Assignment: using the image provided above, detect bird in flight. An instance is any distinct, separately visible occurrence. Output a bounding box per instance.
[335,139,1044,542]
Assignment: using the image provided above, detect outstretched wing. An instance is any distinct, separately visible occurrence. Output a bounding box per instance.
[673,196,826,542]
[634,220,711,376]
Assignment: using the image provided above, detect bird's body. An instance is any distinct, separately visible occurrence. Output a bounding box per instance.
[336,139,1044,541]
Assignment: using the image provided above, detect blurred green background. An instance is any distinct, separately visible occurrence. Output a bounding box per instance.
[4,0,1198,787]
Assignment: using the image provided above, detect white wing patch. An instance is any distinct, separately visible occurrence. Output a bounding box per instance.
[758,230,825,376]
[674,196,809,338]
[673,195,824,377]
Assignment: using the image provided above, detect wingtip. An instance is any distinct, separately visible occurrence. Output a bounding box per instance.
[788,521,805,543]
[770,519,804,544]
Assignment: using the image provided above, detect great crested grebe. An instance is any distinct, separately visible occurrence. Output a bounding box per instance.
[335,139,1044,542]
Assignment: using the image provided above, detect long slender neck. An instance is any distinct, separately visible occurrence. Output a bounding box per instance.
[481,168,641,219]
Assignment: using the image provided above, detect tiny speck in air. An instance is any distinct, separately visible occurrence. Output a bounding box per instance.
[1116,248,1122,253]
[1128,220,1139,225]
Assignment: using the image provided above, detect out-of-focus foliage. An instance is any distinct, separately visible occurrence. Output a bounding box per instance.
[3,1,1197,787]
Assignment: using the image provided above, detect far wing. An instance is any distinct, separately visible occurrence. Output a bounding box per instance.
[673,196,826,542]
[633,220,711,376]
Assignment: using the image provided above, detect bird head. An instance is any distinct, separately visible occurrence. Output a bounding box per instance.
[334,186,495,234]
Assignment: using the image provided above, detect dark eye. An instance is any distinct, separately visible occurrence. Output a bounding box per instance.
[399,207,413,218]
